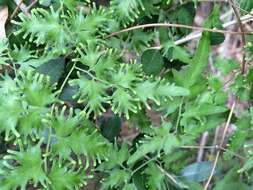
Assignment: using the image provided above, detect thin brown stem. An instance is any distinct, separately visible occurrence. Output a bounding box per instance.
[219,146,245,160]
[204,102,236,190]
[10,0,25,20]
[27,0,38,11]
[180,145,245,160]
[148,14,253,49]
[107,23,251,38]
[180,145,218,149]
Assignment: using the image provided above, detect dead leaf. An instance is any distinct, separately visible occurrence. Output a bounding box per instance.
[0,6,8,39]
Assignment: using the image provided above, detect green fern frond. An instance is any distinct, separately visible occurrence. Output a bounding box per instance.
[70,8,110,45]
[0,95,23,138]
[45,107,111,162]
[128,123,179,164]
[47,161,87,190]
[1,144,48,190]
[112,88,138,120]
[13,7,70,53]
[17,70,56,107]
[112,63,142,89]
[70,76,109,117]
[110,0,144,25]
[135,79,189,109]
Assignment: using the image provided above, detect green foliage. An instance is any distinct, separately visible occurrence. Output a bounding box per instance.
[47,161,86,190]
[0,39,9,65]
[239,0,253,12]
[0,1,252,189]
[173,32,210,88]
[1,144,48,190]
[128,123,179,165]
[204,5,225,45]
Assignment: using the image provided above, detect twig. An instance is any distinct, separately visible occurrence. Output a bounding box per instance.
[143,155,188,189]
[148,14,253,49]
[10,0,24,20]
[13,0,29,13]
[229,0,247,74]
[180,145,218,149]
[219,146,245,160]
[26,0,38,11]
[74,66,112,86]
[180,145,245,160]
[131,154,161,175]
[204,101,236,190]
[107,23,251,38]
[156,162,188,189]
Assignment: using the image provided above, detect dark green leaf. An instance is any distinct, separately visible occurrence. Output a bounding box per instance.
[141,49,164,76]
[100,115,122,142]
[36,57,65,84]
[60,85,78,102]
